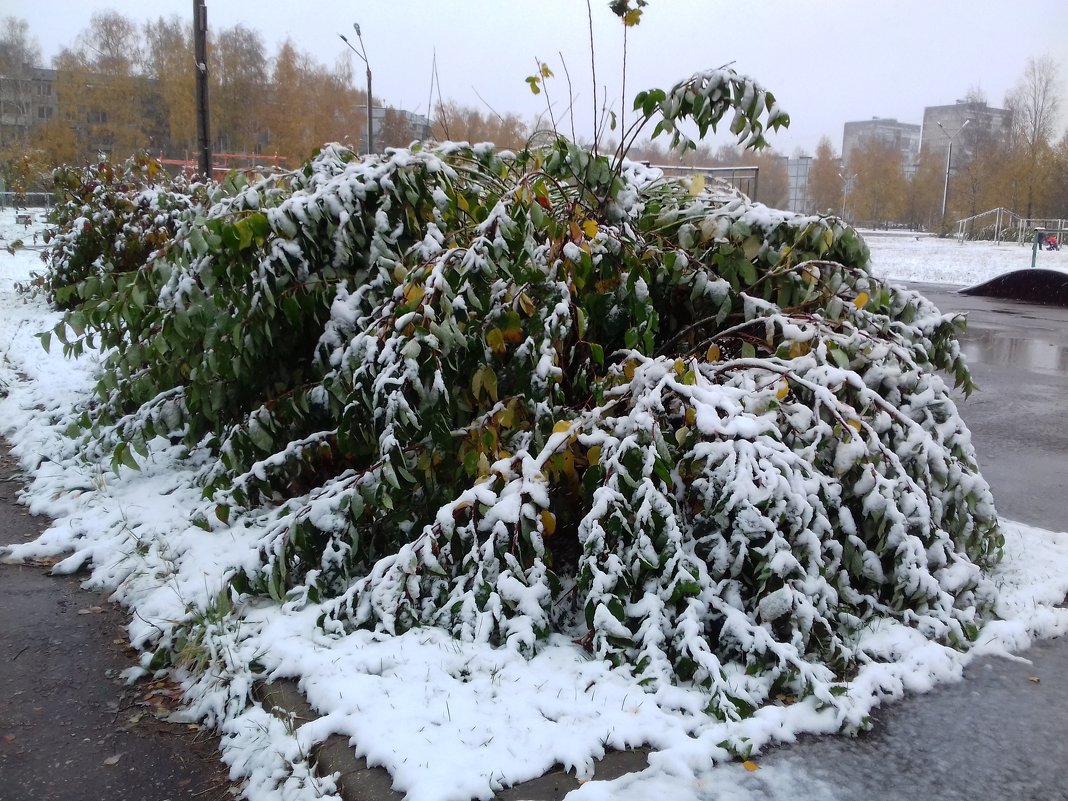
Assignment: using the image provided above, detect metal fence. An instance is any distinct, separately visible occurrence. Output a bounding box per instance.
[648,164,761,202]
[0,192,55,209]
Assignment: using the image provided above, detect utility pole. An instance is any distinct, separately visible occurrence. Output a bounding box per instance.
[193,0,212,178]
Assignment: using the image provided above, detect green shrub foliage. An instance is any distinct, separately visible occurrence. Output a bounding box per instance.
[41,153,206,309]
[42,68,1001,720]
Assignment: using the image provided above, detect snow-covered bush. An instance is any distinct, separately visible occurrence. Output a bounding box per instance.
[40,153,205,310]
[40,68,1002,721]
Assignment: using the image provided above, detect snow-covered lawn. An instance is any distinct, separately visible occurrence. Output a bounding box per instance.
[2,207,1067,801]
[862,228,1068,286]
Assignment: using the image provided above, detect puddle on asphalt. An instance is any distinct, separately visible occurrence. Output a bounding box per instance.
[961,330,1068,375]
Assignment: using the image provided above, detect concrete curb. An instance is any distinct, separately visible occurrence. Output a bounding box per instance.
[256,680,404,801]
[254,679,650,801]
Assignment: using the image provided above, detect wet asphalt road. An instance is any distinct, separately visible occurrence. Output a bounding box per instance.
[724,282,1068,801]
[917,282,1068,532]
[0,444,236,801]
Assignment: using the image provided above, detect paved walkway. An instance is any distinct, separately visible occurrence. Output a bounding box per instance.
[0,443,236,801]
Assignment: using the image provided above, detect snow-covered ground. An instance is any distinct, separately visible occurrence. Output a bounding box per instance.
[861,228,1068,286]
[2,207,1067,801]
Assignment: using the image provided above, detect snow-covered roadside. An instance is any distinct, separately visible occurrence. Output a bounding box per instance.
[2,207,1068,801]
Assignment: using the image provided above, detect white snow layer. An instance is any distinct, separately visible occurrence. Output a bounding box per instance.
[1,208,1067,801]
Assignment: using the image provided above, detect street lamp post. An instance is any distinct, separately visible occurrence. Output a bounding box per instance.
[936,119,970,231]
[837,172,855,223]
[338,24,373,155]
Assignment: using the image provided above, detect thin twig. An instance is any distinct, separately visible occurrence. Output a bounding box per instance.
[585,0,598,152]
[434,57,450,140]
[471,86,506,125]
[558,51,578,142]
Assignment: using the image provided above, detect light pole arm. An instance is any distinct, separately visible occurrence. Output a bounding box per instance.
[338,29,374,156]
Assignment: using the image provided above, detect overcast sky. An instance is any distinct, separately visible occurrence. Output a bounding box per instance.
[12,0,1068,155]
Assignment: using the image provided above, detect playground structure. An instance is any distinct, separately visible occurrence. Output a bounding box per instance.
[954,207,1066,248]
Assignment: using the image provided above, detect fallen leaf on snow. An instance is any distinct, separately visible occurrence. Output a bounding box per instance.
[1028,676,1041,684]
[742,760,760,772]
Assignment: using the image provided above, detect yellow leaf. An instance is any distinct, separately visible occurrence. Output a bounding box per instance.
[776,381,789,400]
[622,8,642,25]
[499,406,515,428]
[846,419,862,431]
[674,426,689,445]
[486,328,505,353]
[403,283,425,305]
[484,368,499,402]
[684,406,696,426]
[518,292,536,316]
[741,235,762,261]
[788,340,810,359]
[587,445,602,465]
[742,760,760,772]
[582,219,599,238]
[623,360,636,381]
[673,358,686,375]
[471,367,484,400]
[561,450,578,480]
[689,173,706,197]
[392,264,408,284]
[456,193,470,213]
[540,63,554,78]
[541,510,557,536]
[552,420,571,435]
[853,291,869,309]
[705,344,721,362]
[477,453,491,476]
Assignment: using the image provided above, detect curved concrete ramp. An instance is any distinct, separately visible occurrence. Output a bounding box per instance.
[959,268,1068,306]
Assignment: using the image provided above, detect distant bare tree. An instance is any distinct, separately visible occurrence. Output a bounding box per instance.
[212,25,269,155]
[55,11,147,162]
[1006,55,1061,218]
[143,16,194,156]
[0,16,41,150]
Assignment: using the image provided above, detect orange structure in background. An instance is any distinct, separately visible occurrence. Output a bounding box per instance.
[157,152,287,178]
